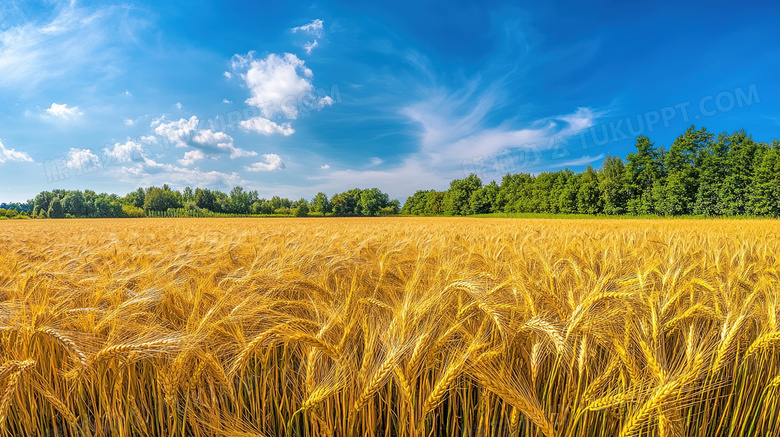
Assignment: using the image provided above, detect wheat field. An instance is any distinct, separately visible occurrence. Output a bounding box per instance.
[0,218,778,437]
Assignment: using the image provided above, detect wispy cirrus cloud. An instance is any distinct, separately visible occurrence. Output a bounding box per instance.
[0,2,143,89]
[292,19,323,37]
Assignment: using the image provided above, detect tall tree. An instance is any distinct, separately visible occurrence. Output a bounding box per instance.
[718,130,762,215]
[311,192,332,214]
[625,136,664,214]
[442,174,482,215]
[48,197,65,218]
[598,155,627,214]
[656,126,713,215]
[577,165,602,214]
[694,133,729,216]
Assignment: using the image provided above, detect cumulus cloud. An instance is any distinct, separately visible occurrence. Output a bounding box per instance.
[152,116,256,164]
[222,98,232,104]
[153,116,199,148]
[239,117,295,136]
[223,71,232,79]
[124,119,135,126]
[229,51,334,137]
[245,154,285,172]
[64,148,100,172]
[192,129,257,159]
[178,150,207,166]
[46,103,82,119]
[175,102,182,110]
[118,156,243,189]
[239,53,313,119]
[104,140,148,165]
[320,164,330,169]
[0,139,34,164]
[303,40,318,54]
[292,19,324,37]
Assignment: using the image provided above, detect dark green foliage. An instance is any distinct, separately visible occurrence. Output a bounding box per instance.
[143,187,183,212]
[442,174,482,215]
[311,192,332,214]
[293,203,310,217]
[47,197,65,218]
[599,155,627,214]
[402,126,780,218]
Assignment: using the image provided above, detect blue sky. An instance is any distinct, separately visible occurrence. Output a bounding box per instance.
[1,0,778,202]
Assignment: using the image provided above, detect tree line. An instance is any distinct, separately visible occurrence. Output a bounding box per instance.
[402,126,780,217]
[0,186,400,219]
[3,125,779,220]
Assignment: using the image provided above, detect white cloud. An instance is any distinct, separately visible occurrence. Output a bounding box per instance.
[223,71,232,79]
[153,116,199,147]
[320,164,330,169]
[178,150,207,166]
[245,154,285,172]
[118,156,243,189]
[222,98,232,104]
[191,129,257,159]
[125,90,132,96]
[46,103,83,119]
[558,154,605,167]
[0,139,34,164]
[238,52,313,119]
[369,157,383,166]
[104,140,147,165]
[239,117,295,136]
[152,116,256,164]
[320,95,334,107]
[302,84,600,200]
[292,19,324,37]
[303,40,318,54]
[124,119,135,126]
[176,102,182,110]
[64,148,100,171]
[0,3,139,89]
[228,51,334,137]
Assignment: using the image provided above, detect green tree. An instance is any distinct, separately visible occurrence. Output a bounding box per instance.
[598,155,627,214]
[625,136,664,214]
[62,191,87,217]
[656,126,713,215]
[48,197,65,218]
[747,143,780,217]
[124,188,146,209]
[577,166,602,214]
[693,134,729,216]
[311,192,332,214]
[143,187,182,212]
[558,175,580,214]
[33,191,54,217]
[425,191,445,215]
[194,188,219,212]
[359,188,389,217]
[718,131,763,215]
[442,174,482,215]
[293,202,310,217]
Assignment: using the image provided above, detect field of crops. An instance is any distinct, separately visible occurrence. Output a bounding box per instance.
[0,218,779,437]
